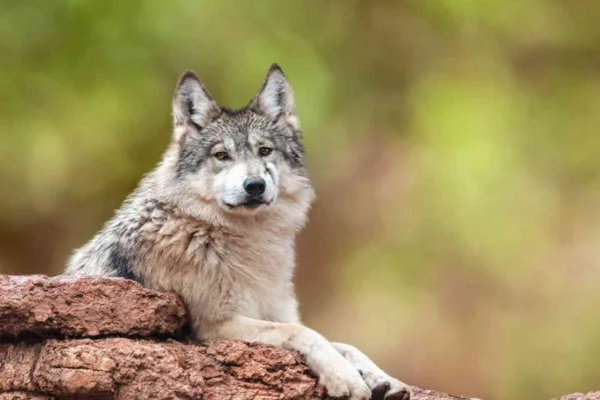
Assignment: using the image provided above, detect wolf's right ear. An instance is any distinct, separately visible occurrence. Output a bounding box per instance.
[172,71,220,131]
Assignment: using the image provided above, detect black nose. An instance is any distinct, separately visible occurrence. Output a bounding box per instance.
[244,177,266,196]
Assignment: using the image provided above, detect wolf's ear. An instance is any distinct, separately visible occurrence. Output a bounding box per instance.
[172,70,220,130]
[250,64,298,129]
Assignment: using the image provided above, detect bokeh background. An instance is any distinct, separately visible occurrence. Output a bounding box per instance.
[2,1,600,399]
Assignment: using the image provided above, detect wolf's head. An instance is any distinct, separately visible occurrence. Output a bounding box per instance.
[155,64,314,225]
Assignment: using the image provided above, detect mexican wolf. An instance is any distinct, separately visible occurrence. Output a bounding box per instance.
[66,64,411,400]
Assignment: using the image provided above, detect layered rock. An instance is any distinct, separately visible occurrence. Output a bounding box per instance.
[0,275,595,400]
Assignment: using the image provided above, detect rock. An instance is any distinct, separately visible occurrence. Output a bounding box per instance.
[0,338,321,399]
[0,393,53,400]
[0,275,186,338]
[552,393,600,400]
[0,337,478,400]
[0,275,596,400]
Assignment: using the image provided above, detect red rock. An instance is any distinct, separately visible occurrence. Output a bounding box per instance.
[0,275,186,338]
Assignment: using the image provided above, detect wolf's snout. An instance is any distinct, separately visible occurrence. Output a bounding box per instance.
[244,177,266,196]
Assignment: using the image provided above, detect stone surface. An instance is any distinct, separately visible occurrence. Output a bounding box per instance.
[553,393,600,400]
[0,274,596,400]
[0,394,53,400]
[0,275,186,338]
[0,338,478,400]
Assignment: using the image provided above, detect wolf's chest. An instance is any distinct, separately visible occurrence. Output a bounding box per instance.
[133,213,294,321]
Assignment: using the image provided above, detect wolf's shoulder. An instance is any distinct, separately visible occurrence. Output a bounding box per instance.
[64,193,167,278]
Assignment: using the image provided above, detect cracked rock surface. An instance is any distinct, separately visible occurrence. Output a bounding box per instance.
[0,275,186,338]
[0,275,596,400]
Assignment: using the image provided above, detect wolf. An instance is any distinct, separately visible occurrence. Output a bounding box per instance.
[65,64,411,400]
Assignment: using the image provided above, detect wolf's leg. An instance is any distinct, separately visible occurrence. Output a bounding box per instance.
[333,342,411,400]
[202,316,371,400]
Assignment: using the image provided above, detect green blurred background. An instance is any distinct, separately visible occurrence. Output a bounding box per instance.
[2,1,600,399]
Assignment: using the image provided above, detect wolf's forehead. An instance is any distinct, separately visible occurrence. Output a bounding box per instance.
[210,112,275,147]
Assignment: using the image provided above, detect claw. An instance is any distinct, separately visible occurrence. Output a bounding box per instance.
[372,382,391,400]
[384,387,411,400]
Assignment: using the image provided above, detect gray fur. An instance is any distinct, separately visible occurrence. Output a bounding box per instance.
[65,64,410,400]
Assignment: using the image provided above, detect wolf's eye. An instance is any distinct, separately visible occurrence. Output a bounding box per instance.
[259,147,273,157]
[214,151,229,161]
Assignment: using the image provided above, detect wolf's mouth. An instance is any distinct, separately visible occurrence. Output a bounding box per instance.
[224,198,269,209]
[241,199,265,208]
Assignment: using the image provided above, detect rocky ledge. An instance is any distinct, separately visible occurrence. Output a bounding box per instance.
[0,275,595,400]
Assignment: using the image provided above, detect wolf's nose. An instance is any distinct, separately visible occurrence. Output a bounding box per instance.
[244,178,266,196]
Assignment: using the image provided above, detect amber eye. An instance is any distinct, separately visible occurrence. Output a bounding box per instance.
[214,151,229,160]
[259,147,273,157]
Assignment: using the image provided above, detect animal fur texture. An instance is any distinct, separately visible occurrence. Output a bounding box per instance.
[65,64,410,400]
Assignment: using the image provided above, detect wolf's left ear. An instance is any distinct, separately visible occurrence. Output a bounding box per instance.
[172,70,220,130]
[250,64,298,129]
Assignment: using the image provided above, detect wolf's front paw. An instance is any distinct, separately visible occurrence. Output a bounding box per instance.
[319,365,371,400]
[361,371,411,400]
